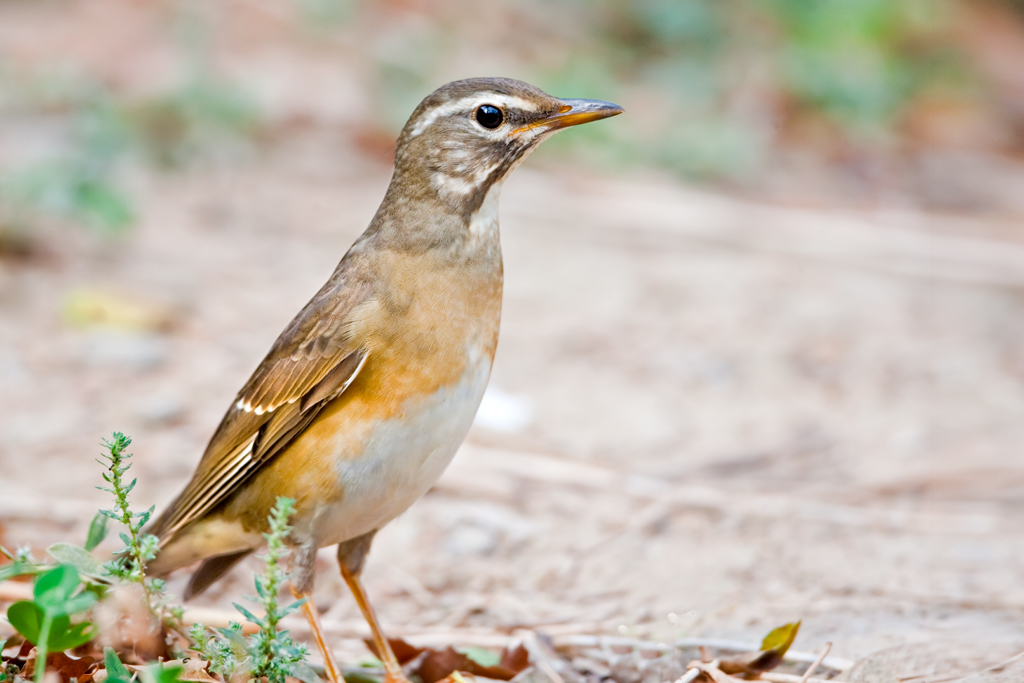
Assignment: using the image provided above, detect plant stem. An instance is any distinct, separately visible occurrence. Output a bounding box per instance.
[34,613,52,683]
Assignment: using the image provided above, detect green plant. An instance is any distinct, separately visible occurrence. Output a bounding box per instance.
[0,546,41,582]
[190,497,313,683]
[6,565,97,683]
[0,638,10,683]
[0,75,135,233]
[94,432,184,633]
[102,646,133,683]
[0,33,261,236]
[104,647,182,683]
[96,433,159,592]
[0,435,309,683]
[47,433,183,638]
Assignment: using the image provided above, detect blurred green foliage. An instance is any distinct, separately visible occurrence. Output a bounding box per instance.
[0,73,134,233]
[538,0,958,179]
[0,0,985,236]
[358,0,966,182]
[0,61,258,235]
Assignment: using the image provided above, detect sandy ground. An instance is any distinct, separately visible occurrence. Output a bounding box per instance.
[2,130,1024,679]
[2,3,1024,679]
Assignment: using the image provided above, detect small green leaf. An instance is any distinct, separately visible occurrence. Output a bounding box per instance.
[33,565,81,607]
[231,603,263,627]
[85,512,110,551]
[47,543,107,579]
[761,621,801,656]
[277,598,306,619]
[7,601,43,643]
[57,592,98,617]
[288,661,321,683]
[48,620,94,651]
[143,662,183,683]
[217,624,250,650]
[104,646,133,682]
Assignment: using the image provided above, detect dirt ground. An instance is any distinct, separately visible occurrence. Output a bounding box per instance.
[2,2,1024,681]
[3,141,1024,678]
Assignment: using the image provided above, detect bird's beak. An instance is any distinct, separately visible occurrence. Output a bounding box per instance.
[511,98,624,136]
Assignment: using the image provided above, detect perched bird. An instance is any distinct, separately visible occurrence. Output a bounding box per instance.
[146,77,622,683]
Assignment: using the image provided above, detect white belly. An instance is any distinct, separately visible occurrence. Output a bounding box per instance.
[311,349,491,546]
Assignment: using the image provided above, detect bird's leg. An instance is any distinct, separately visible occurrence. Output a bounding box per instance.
[291,544,346,683]
[337,532,408,683]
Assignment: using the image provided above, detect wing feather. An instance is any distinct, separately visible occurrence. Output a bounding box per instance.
[148,260,375,542]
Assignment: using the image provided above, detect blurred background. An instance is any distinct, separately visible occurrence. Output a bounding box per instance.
[2,0,1024,675]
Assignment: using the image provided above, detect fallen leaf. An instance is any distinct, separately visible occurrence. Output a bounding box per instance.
[720,621,800,675]
[47,651,97,683]
[718,649,782,676]
[761,621,800,656]
[408,644,531,683]
[498,645,529,675]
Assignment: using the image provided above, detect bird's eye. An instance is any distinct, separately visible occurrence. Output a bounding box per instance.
[475,105,503,129]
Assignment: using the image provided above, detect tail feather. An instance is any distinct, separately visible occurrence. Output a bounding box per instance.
[184,550,253,599]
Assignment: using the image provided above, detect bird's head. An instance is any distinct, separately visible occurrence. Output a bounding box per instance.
[389,77,622,219]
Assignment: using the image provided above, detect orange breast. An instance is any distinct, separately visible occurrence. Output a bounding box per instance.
[223,248,503,536]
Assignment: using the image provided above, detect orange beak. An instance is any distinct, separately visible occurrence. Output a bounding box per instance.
[512,98,624,136]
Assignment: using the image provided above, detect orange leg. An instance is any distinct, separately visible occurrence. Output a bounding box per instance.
[341,566,408,683]
[292,586,346,683]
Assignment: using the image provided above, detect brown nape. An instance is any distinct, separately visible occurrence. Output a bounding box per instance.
[184,549,253,600]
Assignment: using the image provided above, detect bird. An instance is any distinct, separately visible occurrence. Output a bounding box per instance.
[145,77,622,683]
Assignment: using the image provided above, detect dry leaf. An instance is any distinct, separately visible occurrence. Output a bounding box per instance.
[415,645,531,683]
[365,638,530,683]
[718,649,782,676]
[48,651,98,683]
[761,621,800,656]
[718,621,800,675]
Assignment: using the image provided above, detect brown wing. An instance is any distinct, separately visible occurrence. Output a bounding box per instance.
[149,263,375,542]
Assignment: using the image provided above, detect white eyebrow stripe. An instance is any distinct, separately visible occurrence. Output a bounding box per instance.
[409,93,541,137]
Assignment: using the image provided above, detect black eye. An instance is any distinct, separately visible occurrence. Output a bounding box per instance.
[475,105,503,129]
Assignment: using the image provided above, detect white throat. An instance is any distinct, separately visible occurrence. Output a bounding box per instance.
[469,181,503,240]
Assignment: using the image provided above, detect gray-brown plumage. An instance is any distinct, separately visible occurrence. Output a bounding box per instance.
[146,77,621,683]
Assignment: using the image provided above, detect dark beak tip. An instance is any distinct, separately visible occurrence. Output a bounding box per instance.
[570,99,624,120]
